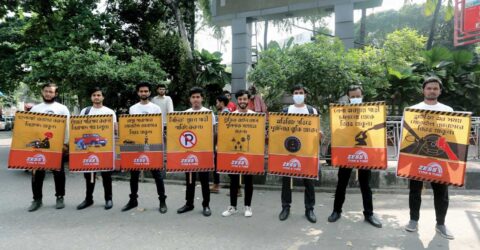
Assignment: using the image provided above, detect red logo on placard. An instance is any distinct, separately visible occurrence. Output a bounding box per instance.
[231,156,249,168]
[83,155,100,166]
[181,154,199,166]
[26,154,46,165]
[282,158,301,170]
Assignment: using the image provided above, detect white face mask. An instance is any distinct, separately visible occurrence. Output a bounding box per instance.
[350,97,363,104]
[293,94,305,104]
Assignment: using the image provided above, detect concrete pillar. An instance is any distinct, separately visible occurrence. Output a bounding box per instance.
[335,1,355,50]
[231,17,252,94]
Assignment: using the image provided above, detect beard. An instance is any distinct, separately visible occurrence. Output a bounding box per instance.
[139,96,149,101]
[42,96,55,103]
[425,95,438,101]
[238,103,248,109]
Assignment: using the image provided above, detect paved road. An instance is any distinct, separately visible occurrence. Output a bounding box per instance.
[0,131,479,249]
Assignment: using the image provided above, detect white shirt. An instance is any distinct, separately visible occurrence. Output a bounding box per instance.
[185,107,215,124]
[233,109,256,113]
[287,105,318,114]
[409,101,454,112]
[30,102,70,143]
[129,102,162,115]
[80,106,117,122]
[151,95,174,121]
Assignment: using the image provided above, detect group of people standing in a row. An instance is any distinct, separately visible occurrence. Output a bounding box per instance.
[24,76,454,240]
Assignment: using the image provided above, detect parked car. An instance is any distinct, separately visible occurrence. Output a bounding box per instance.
[74,133,107,150]
[0,116,12,131]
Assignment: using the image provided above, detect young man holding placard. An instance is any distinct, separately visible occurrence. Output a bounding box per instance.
[222,89,256,217]
[76,87,116,210]
[278,84,317,223]
[404,77,454,240]
[327,85,382,228]
[122,82,168,214]
[28,82,70,212]
[177,87,213,217]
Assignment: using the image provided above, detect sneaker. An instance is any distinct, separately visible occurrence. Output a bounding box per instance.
[222,206,238,217]
[28,200,42,212]
[405,220,418,232]
[56,196,65,209]
[436,224,454,240]
[244,206,253,217]
[210,184,220,193]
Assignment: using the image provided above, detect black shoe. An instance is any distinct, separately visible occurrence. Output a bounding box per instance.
[328,211,341,222]
[203,206,212,217]
[56,196,65,209]
[177,204,194,214]
[77,200,93,210]
[28,200,42,212]
[279,207,290,221]
[121,199,138,212]
[365,215,382,228]
[305,209,317,223]
[105,200,113,210]
[159,201,167,214]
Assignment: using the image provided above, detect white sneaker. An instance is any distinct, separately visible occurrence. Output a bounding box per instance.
[244,206,253,217]
[222,206,237,217]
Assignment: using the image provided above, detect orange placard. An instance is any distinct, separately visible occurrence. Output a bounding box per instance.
[397,109,471,186]
[330,102,387,170]
[166,112,214,172]
[118,114,163,171]
[217,113,266,175]
[8,111,67,171]
[69,115,115,171]
[267,112,320,179]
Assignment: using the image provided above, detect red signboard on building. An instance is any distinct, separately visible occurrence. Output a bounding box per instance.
[455,0,480,46]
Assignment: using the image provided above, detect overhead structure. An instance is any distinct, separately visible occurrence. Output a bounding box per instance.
[210,0,383,93]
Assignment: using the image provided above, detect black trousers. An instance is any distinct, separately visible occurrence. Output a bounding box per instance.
[84,172,112,201]
[229,174,253,207]
[32,161,65,200]
[409,179,449,225]
[213,172,220,185]
[129,170,166,201]
[281,177,315,210]
[333,168,373,217]
[185,172,210,207]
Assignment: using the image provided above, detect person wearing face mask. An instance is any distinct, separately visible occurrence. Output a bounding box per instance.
[327,85,382,228]
[278,84,318,223]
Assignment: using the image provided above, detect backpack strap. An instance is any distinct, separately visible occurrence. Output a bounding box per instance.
[84,106,92,115]
[306,105,314,114]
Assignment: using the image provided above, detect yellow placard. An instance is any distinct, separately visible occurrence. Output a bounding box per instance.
[118,114,163,146]
[69,115,114,153]
[268,113,320,157]
[11,111,66,152]
[166,112,213,152]
[330,102,386,148]
[217,113,266,155]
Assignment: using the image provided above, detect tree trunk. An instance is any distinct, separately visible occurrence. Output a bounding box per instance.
[426,0,442,50]
[263,19,268,49]
[359,8,367,48]
[166,0,193,61]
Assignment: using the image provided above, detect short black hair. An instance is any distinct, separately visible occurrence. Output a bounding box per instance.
[89,87,104,96]
[223,90,231,95]
[235,89,250,99]
[41,82,59,93]
[347,85,363,95]
[189,86,204,98]
[292,84,308,94]
[156,83,167,89]
[136,81,151,92]
[216,95,229,106]
[422,77,443,90]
